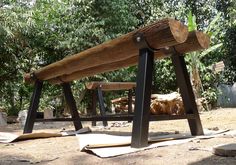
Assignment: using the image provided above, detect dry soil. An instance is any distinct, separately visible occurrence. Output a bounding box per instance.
[0,108,235,165]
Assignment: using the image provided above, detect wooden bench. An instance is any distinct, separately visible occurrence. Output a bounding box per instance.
[23,18,210,148]
[85,82,136,126]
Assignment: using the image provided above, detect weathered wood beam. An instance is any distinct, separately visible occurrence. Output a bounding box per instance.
[25,18,188,82]
[46,31,209,84]
[85,82,136,91]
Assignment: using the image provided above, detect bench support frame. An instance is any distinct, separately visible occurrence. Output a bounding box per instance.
[131,48,154,148]
[91,87,108,127]
[24,80,43,133]
[62,83,83,130]
[23,44,203,149]
[91,86,134,126]
[91,90,97,126]
[24,82,82,133]
[130,48,204,147]
[171,53,204,135]
[97,86,108,126]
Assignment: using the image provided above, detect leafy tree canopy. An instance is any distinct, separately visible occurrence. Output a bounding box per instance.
[0,0,235,114]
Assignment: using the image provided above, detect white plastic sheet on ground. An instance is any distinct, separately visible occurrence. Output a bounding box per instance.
[77,129,235,158]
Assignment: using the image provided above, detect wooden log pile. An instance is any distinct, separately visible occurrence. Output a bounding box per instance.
[150,92,184,115]
[111,96,135,113]
[111,92,185,115]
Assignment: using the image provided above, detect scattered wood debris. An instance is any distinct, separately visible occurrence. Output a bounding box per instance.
[111,96,135,113]
[111,92,207,115]
[150,92,184,115]
[112,92,185,115]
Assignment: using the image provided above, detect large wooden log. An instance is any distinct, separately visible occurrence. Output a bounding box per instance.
[26,19,188,81]
[47,57,139,84]
[47,31,209,84]
[174,31,210,53]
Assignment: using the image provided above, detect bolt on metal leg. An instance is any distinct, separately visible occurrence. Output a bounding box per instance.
[97,87,108,126]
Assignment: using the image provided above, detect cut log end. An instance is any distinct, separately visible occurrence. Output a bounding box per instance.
[195,31,210,49]
[145,18,189,49]
[169,19,189,44]
[174,31,210,54]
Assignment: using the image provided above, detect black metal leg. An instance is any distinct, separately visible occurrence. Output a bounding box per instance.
[92,90,97,126]
[131,48,154,148]
[127,89,133,122]
[62,83,82,130]
[97,87,108,126]
[171,53,204,135]
[24,81,43,134]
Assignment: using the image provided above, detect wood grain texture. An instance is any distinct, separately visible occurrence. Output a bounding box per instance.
[28,18,188,81]
[174,31,210,53]
[47,30,209,84]
[85,82,136,91]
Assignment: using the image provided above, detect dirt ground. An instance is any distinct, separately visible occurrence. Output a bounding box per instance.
[0,108,235,165]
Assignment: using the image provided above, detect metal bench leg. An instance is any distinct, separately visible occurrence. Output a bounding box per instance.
[127,89,133,122]
[91,90,97,126]
[131,48,154,148]
[171,53,204,135]
[97,87,108,126]
[24,80,43,133]
[62,83,82,130]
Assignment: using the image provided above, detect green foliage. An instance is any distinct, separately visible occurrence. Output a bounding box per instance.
[202,87,218,106]
[222,25,236,84]
[0,0,236,115]
[153,59,177,94]
[92,0,138,38]
[185,9,229,108]
[187,11,197,31]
